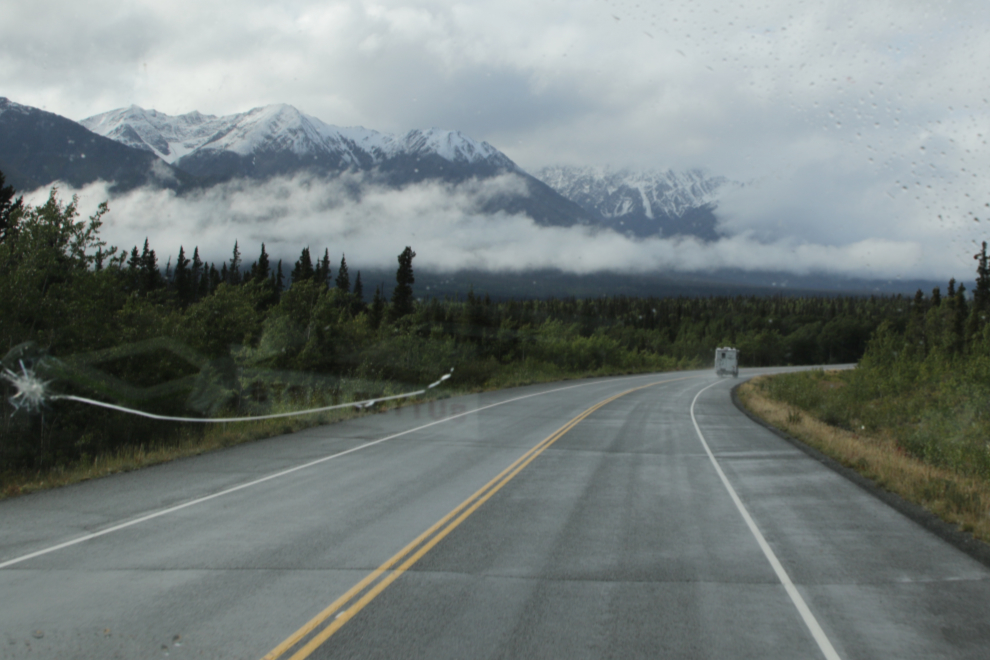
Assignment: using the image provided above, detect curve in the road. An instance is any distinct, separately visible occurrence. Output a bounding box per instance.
[691,379,840,660]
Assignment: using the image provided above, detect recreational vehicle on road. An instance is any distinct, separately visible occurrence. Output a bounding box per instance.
[715,347,739,377]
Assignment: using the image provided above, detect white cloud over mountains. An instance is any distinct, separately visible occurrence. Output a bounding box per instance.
[26,173,933,280]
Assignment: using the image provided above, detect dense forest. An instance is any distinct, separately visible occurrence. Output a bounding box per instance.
[0,177,918,474]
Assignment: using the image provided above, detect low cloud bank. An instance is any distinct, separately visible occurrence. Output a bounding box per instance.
[26,172,934,280]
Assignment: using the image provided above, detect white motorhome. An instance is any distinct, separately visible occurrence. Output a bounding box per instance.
[714,347,739,377]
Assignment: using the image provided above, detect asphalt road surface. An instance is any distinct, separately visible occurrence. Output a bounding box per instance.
[2,368,989,659]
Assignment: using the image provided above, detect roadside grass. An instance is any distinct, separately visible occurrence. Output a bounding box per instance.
[0,358,701,500]
[738,373,990,545]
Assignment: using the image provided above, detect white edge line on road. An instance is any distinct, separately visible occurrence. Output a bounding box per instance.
[690,379,842,660]
[0,373,667,570]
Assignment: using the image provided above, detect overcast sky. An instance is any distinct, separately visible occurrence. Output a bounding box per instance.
[6,0,990,280]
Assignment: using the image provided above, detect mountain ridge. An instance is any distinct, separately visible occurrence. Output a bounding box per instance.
[532,165,730,240]
[77,102,599,227]
[0,97,193,193]
[80,104,518,176]
[1,97,729,240]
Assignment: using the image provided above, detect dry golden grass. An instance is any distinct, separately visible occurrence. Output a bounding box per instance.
[738,375,990,544]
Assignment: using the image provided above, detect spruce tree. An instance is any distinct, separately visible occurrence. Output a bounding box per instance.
[353,271,363,302]
[127,246,141,291]
[369,284,386,329]
[208,263,221,292]
[291,247,314,284]
[199,263,212,297]
[191,247,203,300]
[336,254,350,292]
[389,247,416,320]
[275,259,284,296]
[316,248,331,288]
[974,241,990,316]
[0,169,23,244]
[140,238,163,292]
[253,243,271,283]
[905,289,927,356]
[228,241,242,285]
[174,246,192,304]
[956,283,968,341]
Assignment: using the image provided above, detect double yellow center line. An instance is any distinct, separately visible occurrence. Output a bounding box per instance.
[263,375,695,660]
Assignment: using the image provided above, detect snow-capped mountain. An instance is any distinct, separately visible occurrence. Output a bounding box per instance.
[78,106,224,164]
[0,97,191,193]
[1,97,729,239]
[534,166,729,240]
[80,104,516,182]
[77,102,597,226]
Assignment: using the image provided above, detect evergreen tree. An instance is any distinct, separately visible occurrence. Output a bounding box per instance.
[905,289,927,356]
[369,284,386,329]
[931,286,942,307]
[174,246,192,304]
[252,243,271,283]
[274,259,285,296]
[974,241,990,317]
[351,271,365,314]
[208,263,222,292]
[0,170,23,245]
[126,245,141,291]
[291,247,314,284]
[316,248,331,288]
[389,246,416,321]
[336,254,350,292]
[228,241,242,285]
[353,271,363,302]
[140,238,163,292]
[198,263,211,298]
[955,283,968,345]
[191,247,203,300]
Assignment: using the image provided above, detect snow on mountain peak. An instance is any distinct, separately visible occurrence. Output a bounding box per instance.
[400,128,510,166]
[79,104,514,171]
[80,105,223,163]
[535,165,728,220]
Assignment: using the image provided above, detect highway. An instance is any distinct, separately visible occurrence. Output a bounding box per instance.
[1,368,989,659]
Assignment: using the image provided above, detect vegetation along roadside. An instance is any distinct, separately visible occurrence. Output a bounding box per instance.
[736,243,990,548]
